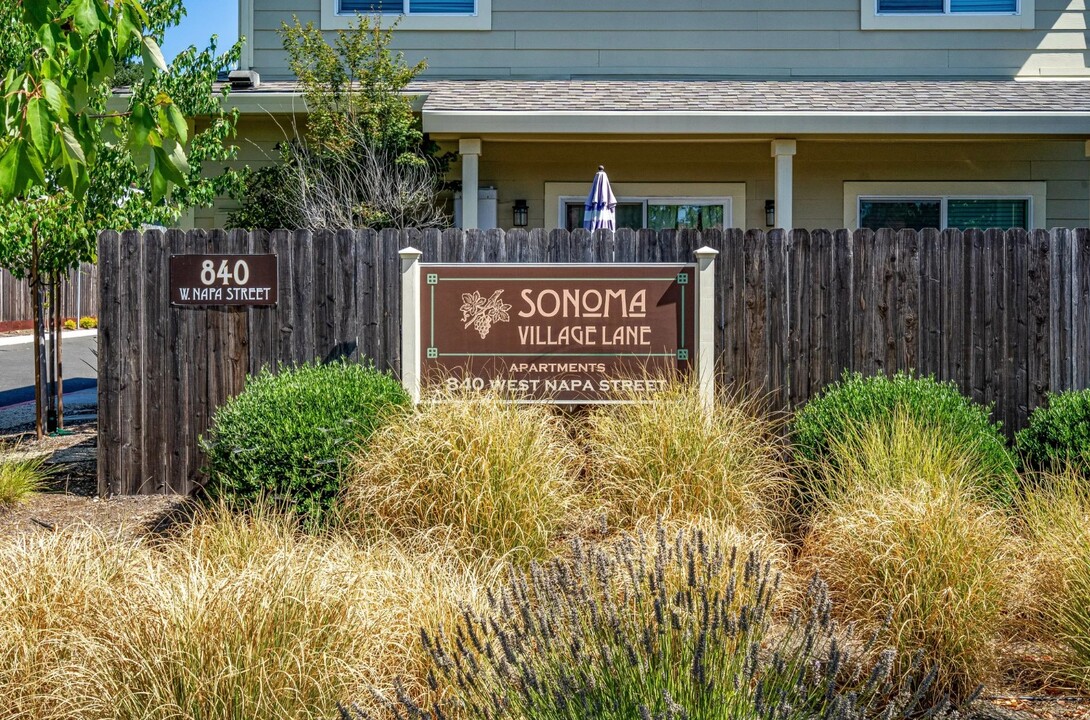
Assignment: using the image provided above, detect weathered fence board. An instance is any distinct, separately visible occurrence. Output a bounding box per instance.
[0,262,99,327]
[98,227,1090,496]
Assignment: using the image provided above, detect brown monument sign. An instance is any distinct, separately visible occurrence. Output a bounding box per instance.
[170,254,278,306]
[417,264,697,402]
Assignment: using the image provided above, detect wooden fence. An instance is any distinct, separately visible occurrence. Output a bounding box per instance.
[98,227,1090,496]
[0,263,99,329]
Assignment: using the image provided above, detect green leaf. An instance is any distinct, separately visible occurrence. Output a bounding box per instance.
[36,25,57,57]
[164,103,188,143]
[59,126,87,165]
[127,102,155,152]
[0,141,21,200]
[62,0,102,38]
[25,99,54,155]
[140,36,169,74]
[149,155,168,202]
[20,143,48,193]
[154,142,188,188]
[39,79,65,114]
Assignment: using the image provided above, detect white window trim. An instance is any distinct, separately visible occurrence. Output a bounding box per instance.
[321,0,491,31]
[843,181,1047,230]
[861,0,1034,30]
[545,182,746,231]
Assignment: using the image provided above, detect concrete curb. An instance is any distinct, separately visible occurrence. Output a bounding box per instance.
[0,329,97,347]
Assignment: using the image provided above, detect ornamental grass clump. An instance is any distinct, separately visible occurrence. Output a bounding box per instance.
[0,506,499,720]
[345,389,584,562]
[802,420,1020,697]
[584,381,787,534]
[792,372,1017,507]
[813,411,1013,507]
[347,524,957,720]
[202,361,409,527]
[101,507,495,720]
[0,445,50,506]
[1020,468,1090,688]
[0,528,145,720]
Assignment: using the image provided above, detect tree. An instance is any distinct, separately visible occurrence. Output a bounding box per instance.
[0,0,241,437]
[228,15,450,231]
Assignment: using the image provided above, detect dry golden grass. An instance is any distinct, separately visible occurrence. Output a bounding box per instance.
[0,507,499,720]
[1020,468,1090,689]
[344,389,584,561]
[0,528,147,719]
[583,382,787,535]
[802,411,1020,697]
[807,411,1016,509]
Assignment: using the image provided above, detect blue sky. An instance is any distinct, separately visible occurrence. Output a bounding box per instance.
[161,0,239,62]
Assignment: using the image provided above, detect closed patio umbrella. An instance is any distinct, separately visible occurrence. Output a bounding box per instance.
[583,165,617,231]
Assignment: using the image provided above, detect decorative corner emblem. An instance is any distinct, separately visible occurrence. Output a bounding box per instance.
[460,289,512,339]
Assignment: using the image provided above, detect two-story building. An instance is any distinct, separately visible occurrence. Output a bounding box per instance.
[213,0,1090,231]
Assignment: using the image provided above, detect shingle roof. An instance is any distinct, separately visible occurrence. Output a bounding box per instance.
[416,79,1090,113]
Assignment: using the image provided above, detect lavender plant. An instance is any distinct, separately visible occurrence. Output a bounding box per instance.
[340,527,963,720]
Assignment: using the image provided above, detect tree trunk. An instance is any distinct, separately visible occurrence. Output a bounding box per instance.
[55,275,64,429]
[30,224,46,439]
[46,271,57,433]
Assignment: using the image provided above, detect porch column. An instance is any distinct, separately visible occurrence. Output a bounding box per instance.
[771,139,796,230]
[460,138,482,229]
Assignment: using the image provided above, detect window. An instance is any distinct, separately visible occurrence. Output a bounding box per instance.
[322,0,490,30]
[340,0,475,14]
[545,182,746,231]
[561,198,730,232]
[861,0,1032,29]
[876,0,1017,14]
[844,182,1045,230]
[858,196,1030,231]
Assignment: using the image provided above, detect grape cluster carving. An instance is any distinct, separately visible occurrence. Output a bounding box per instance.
[460,290,512,339]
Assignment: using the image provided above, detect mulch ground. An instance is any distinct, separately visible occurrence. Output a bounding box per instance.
[0,422,1087,720]
[0,421,184,539]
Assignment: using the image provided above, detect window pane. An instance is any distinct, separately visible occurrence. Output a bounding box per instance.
[616,203,643,230]
[950,0,1016,11]
[947,198,1028,230]
[409,0,474,12]
[564,202,642,231]
[877,0,944,12]
[340,0,402,12]
[647,204,724,231]
[860,199,941,230]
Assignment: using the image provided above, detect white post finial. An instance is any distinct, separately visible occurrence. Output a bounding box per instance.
[400,246,424,403]
[693,246,719,415]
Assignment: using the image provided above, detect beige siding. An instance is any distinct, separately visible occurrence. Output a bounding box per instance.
[249,0,1090,79]
[206,124,1088,230]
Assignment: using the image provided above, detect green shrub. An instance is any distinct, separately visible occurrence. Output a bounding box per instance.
[792,371,1016,505]
[202,362,409,526]
[1016,390,1090,477]
[351,526,959,720]
[77,316,97,329]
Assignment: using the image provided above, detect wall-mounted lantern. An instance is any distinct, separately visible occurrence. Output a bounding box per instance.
[513,199,529,228]
[765,199,775,227]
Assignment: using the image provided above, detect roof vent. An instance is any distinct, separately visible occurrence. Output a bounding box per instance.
[228,70,261,90]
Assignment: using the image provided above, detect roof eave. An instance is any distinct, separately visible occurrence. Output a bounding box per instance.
[421,110,1090,136]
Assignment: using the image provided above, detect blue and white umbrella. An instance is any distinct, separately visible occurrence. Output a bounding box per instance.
[583,165,617,231]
